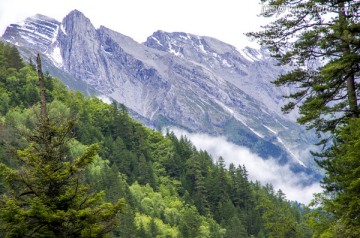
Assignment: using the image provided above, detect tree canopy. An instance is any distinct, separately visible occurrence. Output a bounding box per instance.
[0,53,124,237]
[249,1,360,237]
[0,42,314,237]
[248,0,360,140]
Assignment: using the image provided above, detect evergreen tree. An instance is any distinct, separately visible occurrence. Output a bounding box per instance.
[0,55,124,237]
[309,119,360,237]
[185,152,210,215]
[248,0,360,139]
[0,46,319,237]
[208,157,230,222]
[225,215,248,238]
[179,205,202,238]
[2,43,24,71]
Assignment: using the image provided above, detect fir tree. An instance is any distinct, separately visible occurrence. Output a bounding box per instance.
[309,119,360,237]
[0,55,124,237]
[248,0,360,140]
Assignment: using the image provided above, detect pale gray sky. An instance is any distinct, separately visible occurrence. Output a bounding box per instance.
[0,0,265,49]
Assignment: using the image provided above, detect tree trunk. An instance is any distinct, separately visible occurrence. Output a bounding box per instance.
[36,53,47,120]
[339,2,359,118]
[346,73,358,118]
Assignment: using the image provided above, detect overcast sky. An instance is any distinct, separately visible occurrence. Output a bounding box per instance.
[0,0,266,49]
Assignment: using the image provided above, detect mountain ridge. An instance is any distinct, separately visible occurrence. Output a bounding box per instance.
[1,10,321,182]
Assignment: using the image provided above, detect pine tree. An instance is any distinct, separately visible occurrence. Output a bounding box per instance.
[179,205,202,238]
[0,55,124,237]
[225,215,248,238]
[248,0,360,139]
[310,119,360,237]
[2,44,24,71]
[248,2,360,236]
[185,152,210,215]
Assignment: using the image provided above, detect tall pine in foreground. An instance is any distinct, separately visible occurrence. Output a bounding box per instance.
[0,54,124,237]
[247,0,360,140]
[249,1,360,237]
[308,119,360,237]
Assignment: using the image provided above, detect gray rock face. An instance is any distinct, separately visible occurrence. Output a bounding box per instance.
[1,10,321,182]
[145,31,296,119]
[2,14,59,52]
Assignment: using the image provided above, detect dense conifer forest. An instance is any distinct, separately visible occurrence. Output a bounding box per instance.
[0,42,317,237]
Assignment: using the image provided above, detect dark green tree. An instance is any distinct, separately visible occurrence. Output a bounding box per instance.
[225,215,248,238]
[185,151,210,215]
[309,119,360,237]
[248,0,360,139]
[249,2,360,236]
[0,55,124,237]
[2,44,24,71]
[149,218,159,238]
[208,157,230,222]
[179,205,202,238]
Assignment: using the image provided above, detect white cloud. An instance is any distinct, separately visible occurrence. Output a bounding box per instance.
[97,95,112,105]
[169,127,322,205]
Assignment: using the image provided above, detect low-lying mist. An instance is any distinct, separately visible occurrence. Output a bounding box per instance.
[169,128,322,205]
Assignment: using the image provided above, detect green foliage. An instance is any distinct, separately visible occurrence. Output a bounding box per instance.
[0,114,124,237]
[309,119,360,237]
[248,0,360,139]
[225,215,247,238]
[256,187,298,237]
[0,45,314,237]
[249,2,360,237]
[0,42,24,74]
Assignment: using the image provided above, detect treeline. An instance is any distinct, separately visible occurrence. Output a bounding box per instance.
[0,42,313,237]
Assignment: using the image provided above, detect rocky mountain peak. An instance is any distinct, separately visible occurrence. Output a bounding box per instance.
[2,14,59,53]
[61,9,95,36]
[32,14,58,22]
[1,10,320,182]
[146,30,246,59]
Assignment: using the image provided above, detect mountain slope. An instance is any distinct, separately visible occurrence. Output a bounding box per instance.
[1,10,320,181]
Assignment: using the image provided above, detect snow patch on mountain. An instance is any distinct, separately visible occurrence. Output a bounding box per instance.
[20,35,36,45]
[151,36,162,46]
[48,45,63,67]
[264,125,277,134]
[60,24,67,35]
[277,137,306,167]
[51,26,59,43]
[197,36,207,54]
[168,42,181,56]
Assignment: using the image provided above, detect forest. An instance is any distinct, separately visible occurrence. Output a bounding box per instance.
[1,0,360,234]
[0,42,316,237]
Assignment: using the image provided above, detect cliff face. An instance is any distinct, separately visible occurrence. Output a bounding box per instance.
[1,10,320,182]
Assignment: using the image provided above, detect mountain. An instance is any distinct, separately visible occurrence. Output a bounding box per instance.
[1,10,321,182]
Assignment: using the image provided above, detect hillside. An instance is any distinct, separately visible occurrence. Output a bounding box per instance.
[0,41,314,237]
[1,10,321,182]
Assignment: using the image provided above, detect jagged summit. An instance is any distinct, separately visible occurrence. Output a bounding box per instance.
[1,10,320,183]
[2,13,59,52]
[67,9,85,16]
[30,13,59,22]
[61,9,94,33]
[144,30,294,120]
[145,30,238,56]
